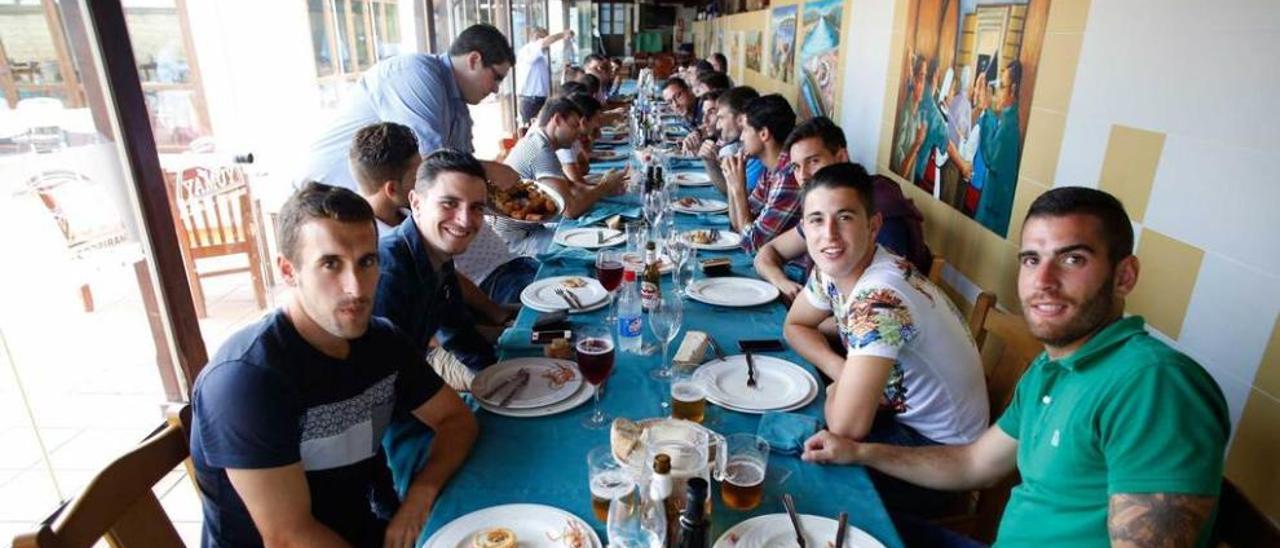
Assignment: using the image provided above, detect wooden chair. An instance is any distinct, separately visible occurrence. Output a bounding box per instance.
[934,291,1043,543]
[927,254,945,284]
[14,405,194,548]
[1213,477,1280,547]
[22,169,141,312]
[165,165,268,318]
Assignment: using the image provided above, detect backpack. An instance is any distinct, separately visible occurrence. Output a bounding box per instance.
[873,175,934,275]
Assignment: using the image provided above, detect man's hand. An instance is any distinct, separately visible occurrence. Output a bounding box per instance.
[682,131,703,154]
[801,430,866,465]
[697,140,719,162]
[721,152,747,193]
[777,279,804,304]
[483,161,521,190]
[383,497,431,548]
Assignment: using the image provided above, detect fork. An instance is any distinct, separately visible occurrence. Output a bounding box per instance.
[553,288,580,310]
[745,350,758,389]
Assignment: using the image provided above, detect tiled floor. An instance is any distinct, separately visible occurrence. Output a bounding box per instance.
[1,251,285,546]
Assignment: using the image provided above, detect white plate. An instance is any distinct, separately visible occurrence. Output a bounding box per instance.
[682,229,740,250]
[590,150,626,161]
[694,355,816,412]
[684,277,779,307]
[476,380,596,418]
[671,172,713,186]
[424,503,603,548]
[596,136,629,145]
[520,276,609,313]
[471,358,583,409]
[720,514,886,548]
[554,227,625,249]
[672,197,728,214]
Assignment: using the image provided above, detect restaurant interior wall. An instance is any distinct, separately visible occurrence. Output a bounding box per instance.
[701,0,1280,523]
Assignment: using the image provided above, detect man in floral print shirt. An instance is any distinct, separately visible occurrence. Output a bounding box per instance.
[783,163,988,516]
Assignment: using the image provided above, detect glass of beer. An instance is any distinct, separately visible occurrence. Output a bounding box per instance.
[588,445,635,523]
[670,371,706,423]
[577,325,615,429]
[720,434,769,511]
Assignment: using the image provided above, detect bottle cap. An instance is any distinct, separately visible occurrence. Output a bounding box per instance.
[624,269,637,281]
[646,241,656,250]
[653,453,671,474]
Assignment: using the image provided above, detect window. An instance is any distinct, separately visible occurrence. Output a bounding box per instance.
[308,0,403,108]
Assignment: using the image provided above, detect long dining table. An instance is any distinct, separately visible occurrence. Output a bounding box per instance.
[417,114,905,548]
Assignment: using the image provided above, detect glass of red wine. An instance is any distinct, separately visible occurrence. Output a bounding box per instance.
[576,325,616,429]
[596,249,624,323]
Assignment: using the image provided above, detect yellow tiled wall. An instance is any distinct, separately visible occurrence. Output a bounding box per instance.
[708,0,1280,522]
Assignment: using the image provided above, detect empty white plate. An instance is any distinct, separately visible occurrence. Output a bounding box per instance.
[520,276,609,313]
[694,355,816,412]
[554,227,624,249]
[717,514,886,548]
[471,358,583,410]
[684,277,779,307]
[424,503,603,548]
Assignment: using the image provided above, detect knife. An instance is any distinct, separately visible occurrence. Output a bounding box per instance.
[834,511,848,548]
[480,368,526,402]
[707,335,727,362]
[782,494,805,548]
[745,350,758,389]
[498,368,532,407]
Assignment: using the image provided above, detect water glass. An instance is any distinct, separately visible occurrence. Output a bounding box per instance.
[647,292,683,380]
[589,445,635,523]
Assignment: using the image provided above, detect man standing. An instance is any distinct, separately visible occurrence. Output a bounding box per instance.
[190,183,477,547]
[515,27,574,126]
[301,24,521,193]
[803,187,1229,545]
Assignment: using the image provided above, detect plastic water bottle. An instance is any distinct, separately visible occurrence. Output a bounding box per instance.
[617,270,643,354]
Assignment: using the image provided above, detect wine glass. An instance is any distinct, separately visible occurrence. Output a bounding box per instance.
[648,292,683,380]
[666,238,696,297]
[577,325,616,429]
[596,249,624,323]
[643,190,666,231]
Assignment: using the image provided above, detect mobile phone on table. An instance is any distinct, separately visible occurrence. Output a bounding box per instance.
[531,329,572,345]
[738,339,785,352]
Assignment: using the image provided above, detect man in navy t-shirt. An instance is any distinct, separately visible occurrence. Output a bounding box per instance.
[190,183,478,547]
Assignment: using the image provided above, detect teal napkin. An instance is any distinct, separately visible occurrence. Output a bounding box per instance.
[576,203,641,226]
[536,246,597,263]
[757,411,822,455]
[497,327,543,358]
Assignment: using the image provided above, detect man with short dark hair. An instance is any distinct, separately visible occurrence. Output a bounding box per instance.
[754,117,933,302]
[557,92,604,185]
[662,77,698,123]
[302,24,521,193]
[708,53,728,74]
[350,122,421,235]
[516,27,574,125]
[583,53,614,102]
[697,86,765,194]
[693,70,731,97]
[785,163,987,516]
[722,94,799,252]
[191,182,477,548]
[802,186,1229,545]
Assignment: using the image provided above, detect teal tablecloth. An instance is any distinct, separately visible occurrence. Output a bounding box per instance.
[418,144,904,548]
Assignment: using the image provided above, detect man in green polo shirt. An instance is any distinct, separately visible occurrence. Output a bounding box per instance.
[801,186,1230,546]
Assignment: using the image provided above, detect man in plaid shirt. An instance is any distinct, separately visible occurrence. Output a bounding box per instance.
[722,94,800,252]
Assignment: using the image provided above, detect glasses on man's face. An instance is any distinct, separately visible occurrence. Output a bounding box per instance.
[488,65,508,86]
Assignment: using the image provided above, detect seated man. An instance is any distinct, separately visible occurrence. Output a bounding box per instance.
[680,90,722,154]
[556,92,603,186]
[350,122,420,235]
[722,94,800,252]
[784,163,988,516]
[754,117,932,303]
[707,53,729,75]
[190,182,477,547]
[802,187,1230,545]
[692,69,731,98]
[349,122,531,318]
[698,86,764,194]
[504,96,624,222]
[661,77,698,125]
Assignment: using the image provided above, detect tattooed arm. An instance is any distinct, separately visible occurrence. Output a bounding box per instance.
[1108,493,1217,548]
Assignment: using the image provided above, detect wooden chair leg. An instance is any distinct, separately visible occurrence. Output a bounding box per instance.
[247,248,268,311]
[185,259,207,319]
[79,283,94,313]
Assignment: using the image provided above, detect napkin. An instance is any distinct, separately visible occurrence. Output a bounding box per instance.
[667,157,703,170]
[497,327,543,358]
[576,203,641,226]
[536,245,597,264]
[757,411,823,455]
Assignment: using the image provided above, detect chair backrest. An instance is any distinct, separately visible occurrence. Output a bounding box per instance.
[14,405,193,548]
[927,254,945,284]
[969,292,1043,428]
[1213,477,1280,547]
[167,166,257,252]
[24,170,129,254]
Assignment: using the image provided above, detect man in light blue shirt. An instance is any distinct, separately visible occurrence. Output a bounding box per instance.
[301,24,521,193]
[515,27,573,125]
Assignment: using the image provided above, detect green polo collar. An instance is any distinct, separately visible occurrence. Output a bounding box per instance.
[1041,315,1148,372]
